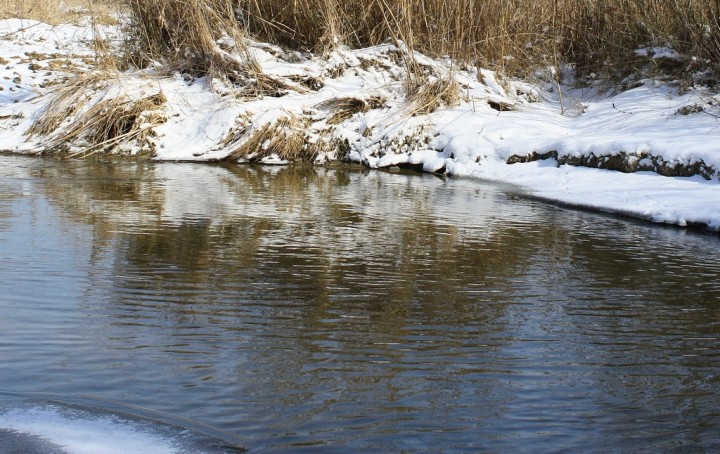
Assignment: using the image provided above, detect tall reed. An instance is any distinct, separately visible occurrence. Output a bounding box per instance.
[6,0,719,82]
[125,0,261,79]
[236,0,720,80]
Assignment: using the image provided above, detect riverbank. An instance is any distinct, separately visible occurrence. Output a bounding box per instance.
[1,18,719,230]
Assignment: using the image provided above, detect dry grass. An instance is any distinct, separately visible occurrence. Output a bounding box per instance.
[29,72,166,156]
[3,0,719,82]
[27,72,111,138]
[221,111,351,163]
[125,0,255,79]
[125,0,305,97]
[236,0,720,82]
[404,75,462,116]
[60,92,166,157]
[0,0,119,25]
[223,114,312,162]
[316,96,386,125]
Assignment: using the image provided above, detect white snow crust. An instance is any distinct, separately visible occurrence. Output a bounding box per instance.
[0,406,178,454]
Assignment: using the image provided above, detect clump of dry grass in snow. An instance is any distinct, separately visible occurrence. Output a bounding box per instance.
[27,72,109,139]
[28,72,167,156]
[315,95,387,125]
[405,75,462,116]
[223,113,312,163]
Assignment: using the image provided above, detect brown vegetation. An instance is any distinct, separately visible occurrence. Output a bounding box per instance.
[29,72,166,156]
[124,0,252,77]
[0,0,118,25]
[237,0,720,82]
[5,0,719,83]
[316,96,386,125]
[223,114,310,162]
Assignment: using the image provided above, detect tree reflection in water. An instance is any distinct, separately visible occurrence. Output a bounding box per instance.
[2,154,717,451]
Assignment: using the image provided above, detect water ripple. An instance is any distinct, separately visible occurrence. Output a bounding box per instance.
[0,156,718,452]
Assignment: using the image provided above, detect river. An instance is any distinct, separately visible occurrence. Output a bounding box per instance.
[0,154,718,452]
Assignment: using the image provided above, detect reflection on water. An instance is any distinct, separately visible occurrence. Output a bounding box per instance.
[0,154,719,452]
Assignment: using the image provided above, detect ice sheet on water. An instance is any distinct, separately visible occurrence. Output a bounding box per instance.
[0,398,244,454]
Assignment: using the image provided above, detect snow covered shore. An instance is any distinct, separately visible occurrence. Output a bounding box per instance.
[1,18,719,230]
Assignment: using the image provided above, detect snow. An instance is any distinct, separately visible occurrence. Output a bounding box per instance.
[635,46,681,60]
[0,17,719,230]
[0,406,178,454]
[472,161,720,230]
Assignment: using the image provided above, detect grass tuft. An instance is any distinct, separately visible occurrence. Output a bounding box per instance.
[28,72,111,138]
[29,73,167,156]
[316,96,386,125]
[405,75,462,116]
[223,114,312,163]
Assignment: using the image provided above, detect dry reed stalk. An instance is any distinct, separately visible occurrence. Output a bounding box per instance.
[235,0,720,82]
[126,0,250,77]
[9,0,720,84]
[126,0,304,96]
[239,0,351,52]
[9,0,720,107]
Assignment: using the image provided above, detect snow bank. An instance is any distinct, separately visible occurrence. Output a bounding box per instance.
[1,18,719,230]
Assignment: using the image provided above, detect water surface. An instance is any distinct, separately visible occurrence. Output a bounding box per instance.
[0,155,718,452]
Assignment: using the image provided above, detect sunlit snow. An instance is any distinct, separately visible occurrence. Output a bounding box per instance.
[0,406,178,454]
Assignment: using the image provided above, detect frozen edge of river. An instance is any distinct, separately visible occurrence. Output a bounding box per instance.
[0,18,719,231]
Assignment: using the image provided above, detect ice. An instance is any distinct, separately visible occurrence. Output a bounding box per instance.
[0,406,178,454]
